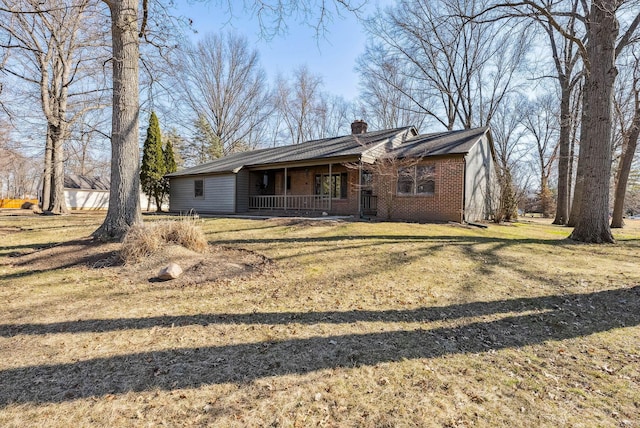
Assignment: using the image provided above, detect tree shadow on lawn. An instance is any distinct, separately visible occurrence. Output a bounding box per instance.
[0,286,638,406]
[0,238,121,281]
[217,234,629,290]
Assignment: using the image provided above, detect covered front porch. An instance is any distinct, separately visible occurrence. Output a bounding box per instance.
[246,163,376,216]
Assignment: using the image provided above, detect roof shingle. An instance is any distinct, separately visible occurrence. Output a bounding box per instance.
[386,127,489,158]
[167,127,414,177]
[166,126,490,177]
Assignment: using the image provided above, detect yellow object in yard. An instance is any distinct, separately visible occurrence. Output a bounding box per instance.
[0,199,39,209]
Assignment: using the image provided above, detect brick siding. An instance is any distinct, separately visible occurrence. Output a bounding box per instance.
[247,157,466,222]
[376,157,465,223]
[251,165,359,216]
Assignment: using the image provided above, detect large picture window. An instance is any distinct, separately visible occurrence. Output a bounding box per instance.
[397,165,435,195]
[315,173,348,199]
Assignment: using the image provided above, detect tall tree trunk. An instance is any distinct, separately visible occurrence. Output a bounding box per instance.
[611,98,640,228]
[94,0,141,240]
[567,142,583,227]
[154,191,163,212]
[569,0,617,243]
[553,85,571,224]
[48,125,69,214]
[41,126,53,210]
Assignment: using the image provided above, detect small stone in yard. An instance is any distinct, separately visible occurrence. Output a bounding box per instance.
[158,262,183,280]
[377,377,390,386]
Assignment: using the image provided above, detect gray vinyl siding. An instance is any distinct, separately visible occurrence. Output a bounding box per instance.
[169,175,236,213]
[235,169,250,213]
[464,136,498,222]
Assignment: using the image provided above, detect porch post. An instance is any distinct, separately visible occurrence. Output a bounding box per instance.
[358,162,362,217]
[328,163,332,212]
[284,166,288,211]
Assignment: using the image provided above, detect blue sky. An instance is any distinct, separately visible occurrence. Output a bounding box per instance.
[174,1,392,101]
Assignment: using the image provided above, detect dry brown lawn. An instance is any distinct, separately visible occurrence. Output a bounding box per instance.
[0,211,639,427]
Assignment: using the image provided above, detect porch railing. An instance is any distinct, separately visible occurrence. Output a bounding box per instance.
[249,195,331,211]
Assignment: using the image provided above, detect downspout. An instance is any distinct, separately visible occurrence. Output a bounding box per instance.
[462,156,467,223]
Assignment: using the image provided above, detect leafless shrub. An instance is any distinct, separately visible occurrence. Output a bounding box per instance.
[120,216,208,264]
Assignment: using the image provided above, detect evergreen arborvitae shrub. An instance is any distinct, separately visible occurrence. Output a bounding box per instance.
[162,138,178,205]
[140,112,165,211]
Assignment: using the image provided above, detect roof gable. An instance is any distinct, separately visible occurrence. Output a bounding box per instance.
[387,127,490,159]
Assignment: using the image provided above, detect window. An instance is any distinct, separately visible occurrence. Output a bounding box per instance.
[415,165,436,194]
[361,171,374,187]
[397,164,435,195]
[194,179,204,198]
[397,167,414,194]
[315,173,347,198]
[286,175,291,191]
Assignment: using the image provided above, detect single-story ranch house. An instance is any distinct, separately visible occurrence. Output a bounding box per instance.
[166,121,499,223]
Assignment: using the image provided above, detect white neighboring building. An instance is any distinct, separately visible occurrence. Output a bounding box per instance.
[64,174,164,211]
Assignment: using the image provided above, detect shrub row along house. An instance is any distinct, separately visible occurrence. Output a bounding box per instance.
[166,121,499,223]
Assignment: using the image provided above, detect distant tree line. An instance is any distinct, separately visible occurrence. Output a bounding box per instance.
[1,0,639,243]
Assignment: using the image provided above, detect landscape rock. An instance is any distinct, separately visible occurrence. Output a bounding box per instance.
[157,262,183,280]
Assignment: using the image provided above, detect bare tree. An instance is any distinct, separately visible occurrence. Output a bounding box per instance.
[611,50,640,228]
[490,94,532,221]
[65,109,111,177]
[311,94,353,139]
[522,94,559,217]
[273,65,325,144]
[567,0,640,242]
[623,163,640,215]
[172,32,272,155]
[0,0,109,214]
[94,0,366,240]
[270,65,354,145]
[356,42,428,130]
[93,0,142,239]
[475,0,640,242]
[0,123,40,199]
[360,0,529,131]
[535,0,584,225]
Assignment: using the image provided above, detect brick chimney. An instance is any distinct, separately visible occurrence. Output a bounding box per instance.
[351,119,368,135]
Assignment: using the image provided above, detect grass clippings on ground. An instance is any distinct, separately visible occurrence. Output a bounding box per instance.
[0,212,639,427]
